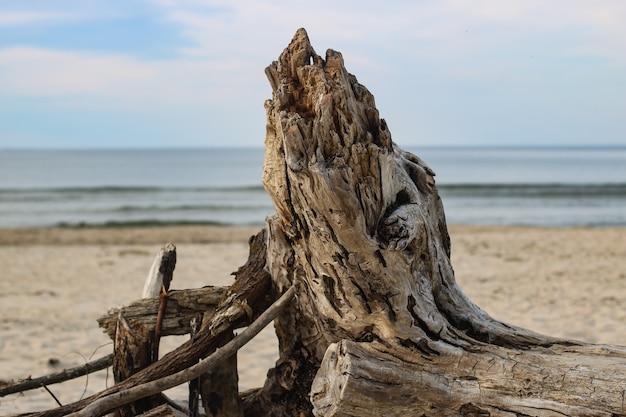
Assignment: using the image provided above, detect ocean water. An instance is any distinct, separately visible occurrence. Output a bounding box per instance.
[0,146,624,228]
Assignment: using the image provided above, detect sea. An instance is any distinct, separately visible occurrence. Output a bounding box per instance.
[0,146,625,229]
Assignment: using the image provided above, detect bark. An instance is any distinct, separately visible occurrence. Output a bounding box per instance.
[249,28,626,417]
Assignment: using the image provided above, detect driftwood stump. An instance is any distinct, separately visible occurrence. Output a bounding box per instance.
[246,28,626,417]
[12,27,626,417]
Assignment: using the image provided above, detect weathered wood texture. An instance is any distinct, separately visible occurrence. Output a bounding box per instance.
[97,286,226,339]
[252,28,626,417]
[19,230,272,417]
[67,286,294,417]
[113,243,179,417]
[312,340,626,417]
[199,331,244,417]
[112,314,163,416]
[142,242,177,298]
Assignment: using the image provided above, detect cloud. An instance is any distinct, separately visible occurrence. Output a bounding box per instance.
[0,11,75,26]
[0,47,156,96]
[0,45,262,103]
[1,0,625,147]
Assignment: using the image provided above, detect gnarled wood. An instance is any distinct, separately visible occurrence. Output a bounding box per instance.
[251,28,626,417]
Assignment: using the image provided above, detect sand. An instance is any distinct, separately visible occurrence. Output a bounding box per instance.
[1,225,624,414]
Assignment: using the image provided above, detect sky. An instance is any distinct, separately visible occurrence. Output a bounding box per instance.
[0,1,624,149]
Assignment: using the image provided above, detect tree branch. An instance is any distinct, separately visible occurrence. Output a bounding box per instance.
[69,286,295,417]
[0,354,113,398]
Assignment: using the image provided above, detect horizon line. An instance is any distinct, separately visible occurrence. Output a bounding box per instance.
[2,144,626,152]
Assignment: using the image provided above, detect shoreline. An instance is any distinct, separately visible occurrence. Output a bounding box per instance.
[0,224,264,246]
[1,224,624,413]
[0,223,623,245]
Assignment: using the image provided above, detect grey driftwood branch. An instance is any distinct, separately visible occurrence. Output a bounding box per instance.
[68,286,295,417]
[0,354,113,397]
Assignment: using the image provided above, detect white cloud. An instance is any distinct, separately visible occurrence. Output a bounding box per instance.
[1,0,624,147]
[0,47,157,96]
[0,11,75,26]
[143,0,626,85]
[0,45,267,116]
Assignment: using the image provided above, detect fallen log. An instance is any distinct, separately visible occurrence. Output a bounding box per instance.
[246,28,626,416]
[311,340,626,417]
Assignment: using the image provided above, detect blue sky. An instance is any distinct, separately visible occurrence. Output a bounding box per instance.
[0,1,624,149]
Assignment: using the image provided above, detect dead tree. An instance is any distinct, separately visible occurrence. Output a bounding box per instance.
[244,28,626,416]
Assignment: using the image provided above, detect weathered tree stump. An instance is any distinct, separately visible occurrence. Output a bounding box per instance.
[246,28,626,416]
[13,27,626,417]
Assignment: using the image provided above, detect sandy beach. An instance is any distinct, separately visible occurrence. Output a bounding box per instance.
[1,224,624,414]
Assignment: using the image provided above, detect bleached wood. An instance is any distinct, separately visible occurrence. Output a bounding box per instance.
[311,340,626,417]
[250,28,626,417]
[142,242,177,298]
[13,28,626,417]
